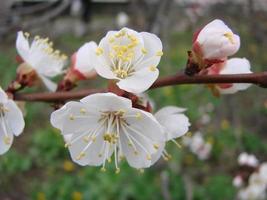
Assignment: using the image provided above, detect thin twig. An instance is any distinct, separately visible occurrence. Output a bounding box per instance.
[13,72,267,102]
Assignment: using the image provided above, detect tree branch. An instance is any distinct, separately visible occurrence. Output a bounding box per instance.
[13,72,267,102]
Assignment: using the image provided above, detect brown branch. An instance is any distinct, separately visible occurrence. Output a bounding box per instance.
[13,72,267,102]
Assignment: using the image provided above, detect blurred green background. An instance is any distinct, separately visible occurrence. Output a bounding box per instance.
[0,0,267,199]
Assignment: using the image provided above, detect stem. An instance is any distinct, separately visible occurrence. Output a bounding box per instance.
[13,72,267,102]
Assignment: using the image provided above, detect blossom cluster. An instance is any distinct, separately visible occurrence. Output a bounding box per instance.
[182,132,212,160]
[0,19,254,173]
[233,153,267,200]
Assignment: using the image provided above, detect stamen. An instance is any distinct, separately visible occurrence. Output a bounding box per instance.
[96,47,104,56]
[149,66,157,72]
[156,51,163,56]
[223,32,235,44]
[141,48,148,54]
[80,108,87,114]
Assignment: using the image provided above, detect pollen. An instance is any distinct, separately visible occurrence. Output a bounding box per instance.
[76,151,86,160]
[95,47,104,56]
[115,168,120,174]
[24,32,30,38]
[135,112,142,120]
[83,136,90,143]
[64,143,71,148]
[149,66,157,72]
[3,136,11,145]
[109,36,115,43]
[156,51,163,56]
[141,48,148,54]
[80,108,87,114]
[69,114,75,121]
[223,32,235,44]
[146,154,152,160]
[100,167,106,172]
[153,144,159,150]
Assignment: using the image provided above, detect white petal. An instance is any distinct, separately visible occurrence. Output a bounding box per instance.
[68,127,114,166]
[137,32,162,69]
[155,106,190,140]
[16,31,30,62]
[75,42,97,76]
[5,100,25,136]
[0,127,13,155]
[117,67,159,93]
[39,75,57,92]
[0,87,8,103]
[218,58,252,94]
[151,143,165,165]
[50,101,77,130]
[80,93,132,111]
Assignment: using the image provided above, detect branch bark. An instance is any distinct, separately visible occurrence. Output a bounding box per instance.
[13,72,267,102]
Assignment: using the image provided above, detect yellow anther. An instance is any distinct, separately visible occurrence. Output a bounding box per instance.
[149,66,157,72]
[76,151,86,160]
[117,109,126,116]
[115,168,120,174]
[108,158,112,163]
[91,136,96,142]
[64,143,71,148]
[24,32,30,38]
[115,32,121,38]
[134,151,139,155]
[3,136,11,145]
[153,144,159,150]
[80,108,86,114]
[3,107,9,112]
[139,169,144,174]
[146,154,152,160]
[34,35,40,40]
[69,114,75,121]
[109,37,115,43]
[128,141,133,146]
[135,112,142,120]
[109,53,115,58]
[100,167,106,172]
[141,48,147,54]
[103,133,112,143]
[83,136,90,143]
[223,32,235,44]
[156,51,163,56]
[119,155,125,160]
[120,29,126,36]
[95,47,104,56]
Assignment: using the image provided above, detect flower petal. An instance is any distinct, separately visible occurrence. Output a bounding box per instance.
[39,75,57,92]
[74,42,97,76]
[117,67,159,93]
[0,127,13,155]
[5,100,25,136]
[16,31,30,62]
[155,106,190,140]
[80,93,132,111]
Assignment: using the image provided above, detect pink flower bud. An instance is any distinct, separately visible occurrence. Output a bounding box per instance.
[208,58,252,95]
[193,19,240,62]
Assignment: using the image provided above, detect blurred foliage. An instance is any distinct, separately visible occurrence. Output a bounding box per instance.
[0,16,267,200]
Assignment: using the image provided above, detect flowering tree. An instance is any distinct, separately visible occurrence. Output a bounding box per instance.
[1,19,267,176]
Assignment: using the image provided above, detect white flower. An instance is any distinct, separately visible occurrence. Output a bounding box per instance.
[208,58,252,94]
[193,19,240,60]
[183,132,212,160]
[233,175,244,188]
[85,27,163,93]
[238,184,266,200]
[16,31,67,91]
[238,152,259,167]
[150,106,190,163]
[50,92,165,171]
[70,42,97,79]
[259,163,267,184]
[0,87,25,155]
